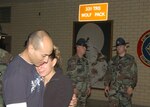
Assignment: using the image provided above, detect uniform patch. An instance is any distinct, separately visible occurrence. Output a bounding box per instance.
[137,30,150,67]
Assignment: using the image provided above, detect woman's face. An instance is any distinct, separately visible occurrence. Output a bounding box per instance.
[36,58,56,77]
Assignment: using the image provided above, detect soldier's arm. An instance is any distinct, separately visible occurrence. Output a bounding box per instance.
[86,59,91,88]
[104,61,113,87]
[66,58,77,87]
[88,73,91,88]
[104,63,112,96]
[129,59,138,89]
[0,48,12,64]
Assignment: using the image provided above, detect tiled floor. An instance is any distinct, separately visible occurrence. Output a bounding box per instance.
[86,99,149,107]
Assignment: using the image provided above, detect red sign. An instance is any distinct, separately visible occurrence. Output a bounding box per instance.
[137,30,150,67]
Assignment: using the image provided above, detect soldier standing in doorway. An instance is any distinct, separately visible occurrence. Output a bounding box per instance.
[67,38,91,107]
[104,37,138,107]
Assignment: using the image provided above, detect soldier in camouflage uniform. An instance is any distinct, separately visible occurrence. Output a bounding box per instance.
[0,48,12,64]
[104,37,138,107]
[67,38,91,107]
[0,48,12,105]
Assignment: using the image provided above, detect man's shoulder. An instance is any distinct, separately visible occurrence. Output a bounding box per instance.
[125,53,135,60]
[111,55,118,61]
[0,48,7,54]
[8,55,20,65]
[68,55,78,63]
[7,55,32,72]
[0,48,12,64]
[83,56,88,61]
[111,54,135,60]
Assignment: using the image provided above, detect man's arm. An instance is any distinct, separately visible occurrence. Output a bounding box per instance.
[104,60,113,87]
[66,58,78,88]
[104,60,113,96]
[126,58,138,96]
[129,58,138,89]
[3,66,28,106]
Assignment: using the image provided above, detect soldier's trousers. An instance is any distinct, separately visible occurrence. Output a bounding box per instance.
[75,82,90,107]
[76,91,88,107]
[108,92,132,107]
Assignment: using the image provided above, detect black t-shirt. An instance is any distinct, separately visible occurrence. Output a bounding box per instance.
[2,55,44,107]
[43,72,73,107]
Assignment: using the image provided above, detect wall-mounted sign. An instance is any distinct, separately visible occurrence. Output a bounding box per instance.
[137,30,150,67]
[79,3,108,21]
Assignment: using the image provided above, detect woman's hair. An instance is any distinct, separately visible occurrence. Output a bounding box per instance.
[49,45,62,67]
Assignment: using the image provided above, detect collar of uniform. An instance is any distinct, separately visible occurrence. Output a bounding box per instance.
[117,53,128,61]
[75,54,86,60]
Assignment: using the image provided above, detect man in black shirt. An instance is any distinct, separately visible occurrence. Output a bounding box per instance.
[3,30,54,107]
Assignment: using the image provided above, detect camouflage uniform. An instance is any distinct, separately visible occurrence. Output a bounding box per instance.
[67,54,90,107]
[104,53,138,107]
[0,48,12,104]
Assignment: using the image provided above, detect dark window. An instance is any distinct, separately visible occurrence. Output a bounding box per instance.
[0,7,11,23]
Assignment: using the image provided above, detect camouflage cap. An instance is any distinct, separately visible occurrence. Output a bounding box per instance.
[76,38,87,48]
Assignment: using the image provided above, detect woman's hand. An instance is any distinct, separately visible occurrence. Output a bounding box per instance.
[68,94,77,107]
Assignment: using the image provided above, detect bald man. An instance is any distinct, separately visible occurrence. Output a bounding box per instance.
[3,30,53,107]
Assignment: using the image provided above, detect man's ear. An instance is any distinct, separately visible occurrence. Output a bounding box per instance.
[76,46,80,51]
[28,44,34,54]
[125,45,127,50]
[52,58,57,67]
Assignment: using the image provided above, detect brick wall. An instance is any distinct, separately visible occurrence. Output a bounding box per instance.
[0,0,150,106]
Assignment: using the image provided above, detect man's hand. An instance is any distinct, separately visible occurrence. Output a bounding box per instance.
[104,86,109,97]
[87,87,91,96]
[127,86,133,95]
